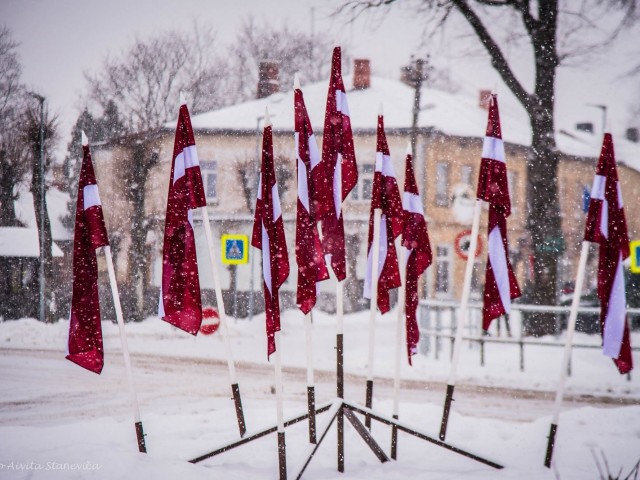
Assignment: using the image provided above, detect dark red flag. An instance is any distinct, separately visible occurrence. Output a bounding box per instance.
[252,112,290,358]
[584,133,633,374]
[320,46,358,280]
[476,94,521,331]
[295,82,329,314]
[402,151,432,365]
[158,103,207,335]
[363,114,403,313]
[67,132,110,374]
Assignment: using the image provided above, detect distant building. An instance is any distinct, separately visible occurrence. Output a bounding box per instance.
[91,60,640,316]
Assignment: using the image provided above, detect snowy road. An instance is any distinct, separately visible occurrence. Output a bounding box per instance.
[1,346,635,429]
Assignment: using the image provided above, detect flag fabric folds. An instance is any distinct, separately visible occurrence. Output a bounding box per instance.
[476,94,521,331]
[159,103,207,335]
[252,117,290,358]
[363,114,403,314]
[402,151,432,365]
[584,133,633,374]
[295,84,329,314]
[67,133,110,374]
[320,46,358,280]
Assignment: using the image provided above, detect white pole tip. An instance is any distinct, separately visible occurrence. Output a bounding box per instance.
[293,73,301,90]
[264,106,271,127]
[406,142,412,155]
[179,91,186,106]
[81,130,88,146]
[378,102,384,116]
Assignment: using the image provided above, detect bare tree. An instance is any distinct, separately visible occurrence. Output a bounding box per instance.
[228,17,337,102]
[85,24,230,133]
[0,26,27,227]
[338,0,638,335]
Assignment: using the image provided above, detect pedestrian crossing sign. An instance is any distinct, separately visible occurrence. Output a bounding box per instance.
[221,234,249,265]
[631,240,640,274]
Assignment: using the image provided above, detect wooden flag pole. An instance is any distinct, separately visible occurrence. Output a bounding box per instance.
[274,331,288,480]
[200,206,247,437]
[103,245,146,453]
[544,241,590,467]
[365,208,383,429]
[304,312,317,444]
[439,199,482,441]
[391,243,406,459]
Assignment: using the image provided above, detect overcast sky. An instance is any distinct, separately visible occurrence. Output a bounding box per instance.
[2,0,639,157]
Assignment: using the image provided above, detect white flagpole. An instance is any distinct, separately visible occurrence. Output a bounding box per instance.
[439,199,482,441]
[365,207,382,429]
[200,205,246,437]
[103,245,146,452]
[391,242,406,459]
[544,241,590,467]
[273,330,288,479]
[304,311,317,443]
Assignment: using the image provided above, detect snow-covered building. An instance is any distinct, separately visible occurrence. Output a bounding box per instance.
[91,60,640,316]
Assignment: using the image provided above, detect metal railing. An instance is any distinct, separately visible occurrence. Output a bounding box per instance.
[418,299,640,379]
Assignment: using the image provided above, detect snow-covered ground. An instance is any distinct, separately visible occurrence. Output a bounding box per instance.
[0,308,638,479]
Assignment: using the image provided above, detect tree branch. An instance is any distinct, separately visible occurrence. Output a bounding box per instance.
[450,0,533,110]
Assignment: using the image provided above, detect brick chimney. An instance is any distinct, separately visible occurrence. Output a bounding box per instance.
[353,59,370,90]
[626,127,639,143]
[479,89,492,110]
[257,61,279,99]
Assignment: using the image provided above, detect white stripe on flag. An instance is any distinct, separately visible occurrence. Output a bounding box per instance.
[336,90,350,117]
[173,145,200,184]
[262,223,272,294]
[601,199,609,239]
[309,134,321,169]
[402,191,423,215]
[272,184,282,220]
[158,289,165,317]
[297,157,310,213]
[83,184,101,210]
[363,215,389,299]
[481,136,505,163]
[603,253,626,358]
[488,225,511,314]
[590,175,606,200]
[333,153,342,217]
[617,182,624,208]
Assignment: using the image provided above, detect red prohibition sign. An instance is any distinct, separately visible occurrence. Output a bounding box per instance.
[454,229,483,260]
[200,306,220,335]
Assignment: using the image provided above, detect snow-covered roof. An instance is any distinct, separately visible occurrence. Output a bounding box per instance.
[182,74,640,173]
[0,227,63,257]
[14,187,72,242]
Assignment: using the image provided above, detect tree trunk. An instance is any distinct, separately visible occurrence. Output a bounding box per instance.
[30,138,54,323]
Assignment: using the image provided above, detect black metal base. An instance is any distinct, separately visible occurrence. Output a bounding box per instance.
[365,380,373,429]
[544,423,557,468]
[278,431,287,480]
[135,421,146,453]
[391,414,399,460]
[439,384,455,441]
[307,386,316,444]
[231,383,246,437]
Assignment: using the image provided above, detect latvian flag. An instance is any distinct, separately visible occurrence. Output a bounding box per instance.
[584,133,633,374]
[402,150,432,365]
[252,111,290,358]
[363,114,403,313]
[295,81,329,314]
[477,94,521,331]
[320,46,358,281]
[67,131,110,374]
[159,103,207,335]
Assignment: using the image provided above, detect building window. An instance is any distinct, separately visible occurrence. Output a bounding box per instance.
[435,162,449,207]
[460,165,474,186]
[435,245,452,296]
[350,164,374,201]
[201,161,217,202]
